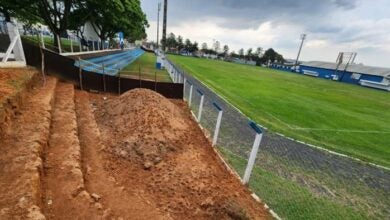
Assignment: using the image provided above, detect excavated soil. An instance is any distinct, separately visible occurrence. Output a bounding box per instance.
[90,88,271,220]
[0,67,40,134]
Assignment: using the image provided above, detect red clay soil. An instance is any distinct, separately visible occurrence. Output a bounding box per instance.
[0,76,57,219]
[90,88,271,220]
[74,90,170,219]
[0,67,40,133]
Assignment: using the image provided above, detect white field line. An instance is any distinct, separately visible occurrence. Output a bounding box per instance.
[228,91,390,133]
[168,59,390,171]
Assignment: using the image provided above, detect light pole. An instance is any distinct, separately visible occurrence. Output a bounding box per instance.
[156,2,161,50]
[294,33,306,71]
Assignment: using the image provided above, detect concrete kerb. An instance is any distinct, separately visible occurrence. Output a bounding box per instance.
[167,58,390,172]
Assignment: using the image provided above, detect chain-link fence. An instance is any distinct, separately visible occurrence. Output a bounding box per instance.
[165,58,390,220]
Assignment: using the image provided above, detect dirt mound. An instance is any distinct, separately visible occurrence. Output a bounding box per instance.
[96,89,188,169]
[91,88,270,219]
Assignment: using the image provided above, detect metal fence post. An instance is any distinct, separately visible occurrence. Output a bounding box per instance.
[212,103,223,146]
[92,41,95,51]
[243,122,263,184]
[197,90,204,122]
[79,39,82,52]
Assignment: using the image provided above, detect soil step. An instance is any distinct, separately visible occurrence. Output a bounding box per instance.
[0,77,57,219]
[74,91,170,219]
[42,83,101,219]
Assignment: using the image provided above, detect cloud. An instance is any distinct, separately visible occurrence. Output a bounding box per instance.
[142,0,390,67]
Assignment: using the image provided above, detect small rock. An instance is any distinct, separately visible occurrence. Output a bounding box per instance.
[94,202,103,210]
[91,193,101,202]
[47,199,52,205]
[143,161,153,170]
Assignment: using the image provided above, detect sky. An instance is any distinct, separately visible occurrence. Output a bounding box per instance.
[141,0,390,67]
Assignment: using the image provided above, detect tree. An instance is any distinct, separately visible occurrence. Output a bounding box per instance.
[190,41,198,53]
[213,40,220,53]
[238,48,244,59]
[201,42,208,51]
[82,0,148,47]
[184,38,192,50]
[255,47,263,57]
[246,48,253,60]
[177,35,184,50]
[260,48,284,64]
[166,32,177,51]
[223,45,229,57]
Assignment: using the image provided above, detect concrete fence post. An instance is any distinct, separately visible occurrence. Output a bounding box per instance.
[197,90,204,122]
[188,83,193,106]
[70,38,73,53]
[242,122,263,184]
[40,33,45,49]
[183,77,187,100]
[212,103,223,146]
[56,35,62,54]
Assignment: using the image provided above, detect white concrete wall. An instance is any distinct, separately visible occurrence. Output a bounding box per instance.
[83,21,100,41]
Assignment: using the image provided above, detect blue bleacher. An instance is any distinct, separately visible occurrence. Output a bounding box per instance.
[74,48,145,76]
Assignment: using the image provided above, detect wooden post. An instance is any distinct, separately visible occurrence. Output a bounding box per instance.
[78,57,83,90]
[154,71,157,91]
[118,71,121,95]
[102,63,106,92]
[139,64,142,88]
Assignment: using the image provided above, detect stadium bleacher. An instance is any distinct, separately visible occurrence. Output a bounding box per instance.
[74,48,144,75]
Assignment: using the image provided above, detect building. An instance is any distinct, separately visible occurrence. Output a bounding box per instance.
[299,61,390,91]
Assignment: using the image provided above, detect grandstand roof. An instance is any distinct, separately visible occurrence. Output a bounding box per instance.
[301,61,390,77]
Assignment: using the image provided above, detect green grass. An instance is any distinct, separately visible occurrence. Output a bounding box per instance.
[219,148,372,220]
[121,52,172,82]
[22,35,81,52]
[168,55,390,168]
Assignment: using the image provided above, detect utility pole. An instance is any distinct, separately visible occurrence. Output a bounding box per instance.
[162,0,168,52]
[156,2,161,50]
[294,33,306,70]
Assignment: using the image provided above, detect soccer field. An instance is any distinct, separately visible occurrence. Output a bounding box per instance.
[168,54,390,167]
[121,52,172,82]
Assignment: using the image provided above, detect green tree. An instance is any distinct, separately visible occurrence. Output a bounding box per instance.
[238,48,244,59]
[223,45,229,57]
[177,35,184,51]
[201,42,208,51]
[81,0,148,46]
[166,32,177,51]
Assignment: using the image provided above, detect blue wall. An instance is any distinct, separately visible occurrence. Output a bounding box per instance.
[299,65,384,85]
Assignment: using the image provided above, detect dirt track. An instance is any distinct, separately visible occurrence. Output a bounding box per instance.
[0,68,270,219]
